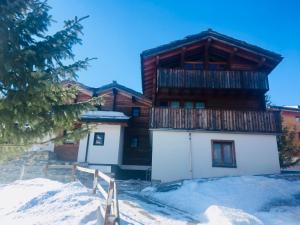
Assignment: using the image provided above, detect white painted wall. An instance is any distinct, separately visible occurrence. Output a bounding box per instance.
[77,124,124,165]
[151,130,280,182]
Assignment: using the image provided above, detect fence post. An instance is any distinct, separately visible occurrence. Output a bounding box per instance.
[43,163,49,177]
[72,164,77,181]
[104,180,114,225]
[93,169,98,194]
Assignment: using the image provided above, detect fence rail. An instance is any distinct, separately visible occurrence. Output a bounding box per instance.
[150,108,282,133]
[74,165,120,225]
[157,69,269,91]
[44,164,120,225]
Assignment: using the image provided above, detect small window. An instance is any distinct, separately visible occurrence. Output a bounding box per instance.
[195,102,205,109]
[212,140,236,168]
[93,132,105,146]
[296,117,300,122]
[159,101,168,108]
[184,102,194,109]
[170,101,180,108]
[130,137,139,148]
[298,132,300,140]
[132,107,141,117]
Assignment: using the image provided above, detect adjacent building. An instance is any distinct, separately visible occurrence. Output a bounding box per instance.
[271,105,300,151]
[55,29,283,182]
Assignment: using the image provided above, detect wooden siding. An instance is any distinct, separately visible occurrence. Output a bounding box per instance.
[157,69,269,91]
[99,89,152,165]
[150,108,281,133]
[54,142,79,161]
[156,91,266,111]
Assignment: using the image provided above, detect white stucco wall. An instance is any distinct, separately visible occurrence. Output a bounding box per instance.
[151,130,280,182]
[77,124,124,165]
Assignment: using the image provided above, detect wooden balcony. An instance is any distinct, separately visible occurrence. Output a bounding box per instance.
[157,69,269,91]
[150,108,281,133]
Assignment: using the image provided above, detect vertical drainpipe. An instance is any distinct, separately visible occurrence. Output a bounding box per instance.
[84,132,91,163]
[188,132,193,179]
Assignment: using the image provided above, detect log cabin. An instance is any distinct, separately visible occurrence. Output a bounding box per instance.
[54,29,283,182]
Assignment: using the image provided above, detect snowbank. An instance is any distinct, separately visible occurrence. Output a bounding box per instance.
[142,176,300,225]
[0,178,101,225]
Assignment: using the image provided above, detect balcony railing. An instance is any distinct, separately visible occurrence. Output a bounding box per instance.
[157,69,269,91]
[150,108,281,133]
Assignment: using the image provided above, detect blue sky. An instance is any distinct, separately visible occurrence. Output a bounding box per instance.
[48,0,300,105]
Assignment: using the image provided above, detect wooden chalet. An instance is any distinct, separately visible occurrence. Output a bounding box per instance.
[54,29,283,182]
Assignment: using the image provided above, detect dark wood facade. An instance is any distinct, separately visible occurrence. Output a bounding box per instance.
[141,29,282,133]
[151,108,281,133]
[97,88,152,165]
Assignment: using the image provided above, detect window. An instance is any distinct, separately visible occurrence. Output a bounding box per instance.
[298,132,300,140]
[159,101,168,108]
[93,132,105,146]
[296,117,300,122]
[132,107,141,117]
[170,101,180,108]
[195,102,205,109]
[212,140,236,168]
[184,101,194,109]
[130,137,139,148]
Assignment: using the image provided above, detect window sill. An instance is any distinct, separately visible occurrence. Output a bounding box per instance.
[212,164,237,168]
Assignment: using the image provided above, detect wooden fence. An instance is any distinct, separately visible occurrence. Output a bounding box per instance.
[157,69,269,91]
[44,164,120,225]
[150,108,282,133]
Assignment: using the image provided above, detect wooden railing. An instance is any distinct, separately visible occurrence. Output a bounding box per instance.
[74,165,120,225]
[44,164,120,225]
[150,108,282,133]
[157,69,269,91]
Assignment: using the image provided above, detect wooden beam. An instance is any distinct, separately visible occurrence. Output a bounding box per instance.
[256,57,266,69]
[180,47,186,67]
[228,47,238,70]
[204,38,212,70]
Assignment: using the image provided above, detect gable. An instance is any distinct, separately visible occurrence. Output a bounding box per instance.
[140,29,283,98]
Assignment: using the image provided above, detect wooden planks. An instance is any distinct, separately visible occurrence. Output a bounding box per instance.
[157,69,269,91]
[74,165,119,225]
[150,108,282,133]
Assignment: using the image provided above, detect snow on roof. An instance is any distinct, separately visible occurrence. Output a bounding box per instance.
[81,111,130,122]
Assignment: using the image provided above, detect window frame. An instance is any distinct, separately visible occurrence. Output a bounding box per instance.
[131,107,141,117]
[211,140,236,168]
[130,136,139,149]
[170,101,180,108]
[159,101,169,108]
[195,101,205,109]
[93,132,105,146]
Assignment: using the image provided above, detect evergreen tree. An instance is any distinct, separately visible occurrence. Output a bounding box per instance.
[0,0,100,146]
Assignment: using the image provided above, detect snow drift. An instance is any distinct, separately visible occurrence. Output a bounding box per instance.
[0,178,100,225]
[142,176,300,225]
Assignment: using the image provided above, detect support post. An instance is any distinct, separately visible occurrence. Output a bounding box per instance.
[72,164,77,181]
[93,169,98,194]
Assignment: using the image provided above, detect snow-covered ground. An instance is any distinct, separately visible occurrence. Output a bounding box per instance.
[0,175,300,225]
[142,175,300,225]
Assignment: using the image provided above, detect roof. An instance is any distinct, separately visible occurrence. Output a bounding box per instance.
[80,111,130,123]
[271,106,300,112]
[141,29,283,61]
[63,80,151,103]
[94,81,147,100]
